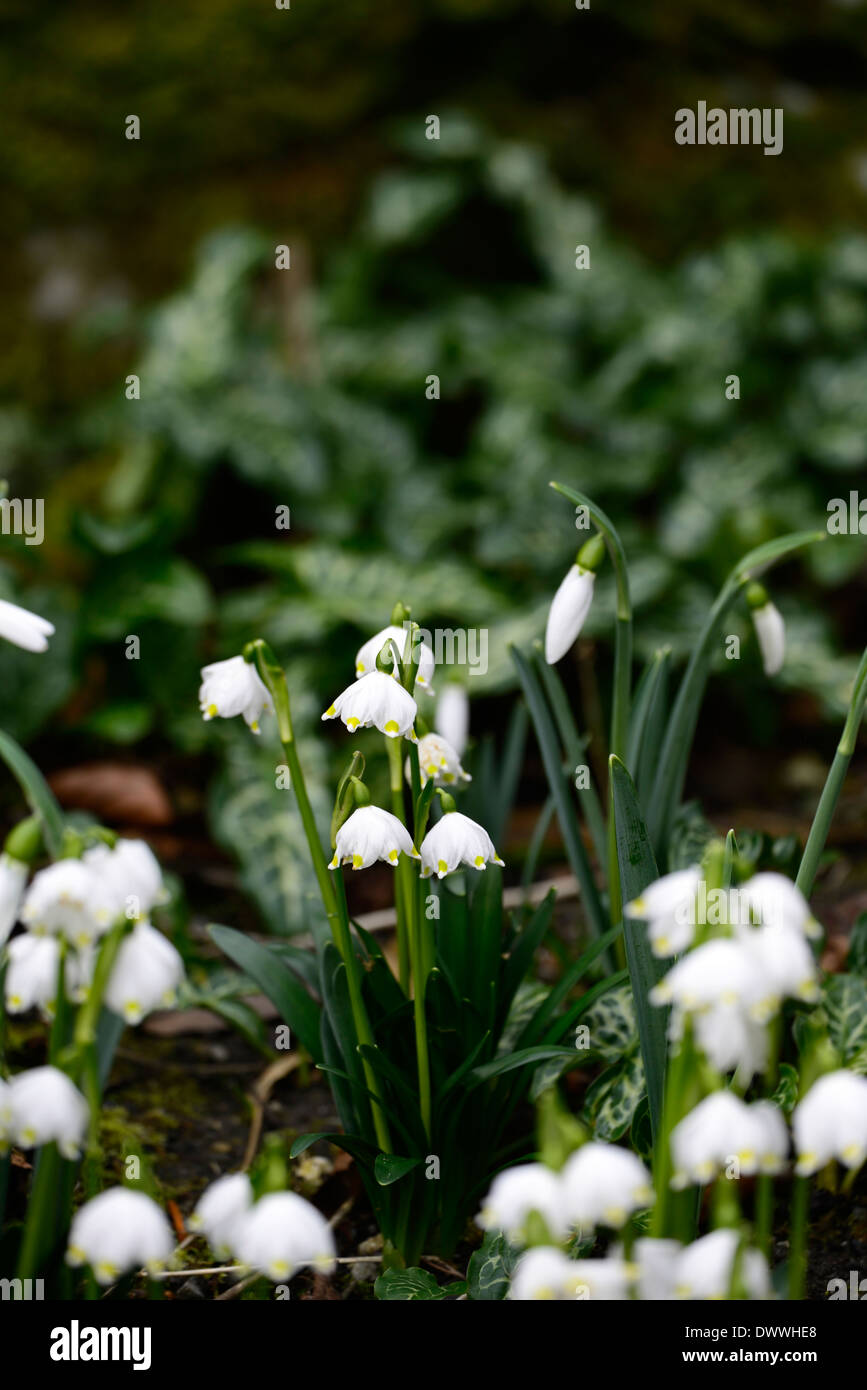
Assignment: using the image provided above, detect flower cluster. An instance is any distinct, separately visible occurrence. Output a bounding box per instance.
[190,1173,336,1282]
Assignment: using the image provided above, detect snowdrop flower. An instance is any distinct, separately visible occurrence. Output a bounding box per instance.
[83,838,166,925]
[67,1188,174,1284]
[199,655,271,733]
[412,733,471,789]
[626,866,702,958]
[561,1142,653,1229]
[9,1066,88,1158]
[4,933,61,1014]
[322,671,418,741]
[508,1247,588,1301]
[691,1002,769,1080]
[233,1191,336,1281]
[355,624,436,693]
[674,1228,770,1300]
[670,1092,768,1188]
[20,859,101,946]
[545,565,596,665]
[650,938,755,1013]
[329,806,419,871]
[419,810,504,879]
[793,1070,867,1175]
[104,921,184,1024]
[740,921,820,1021]
[748,588,785,678]
[436,683,469,756]
[738,873,820,940]
[0,853,28,947]
[189,1173,253,1257]
[0,598,54,653]
[477,1163,567,1244]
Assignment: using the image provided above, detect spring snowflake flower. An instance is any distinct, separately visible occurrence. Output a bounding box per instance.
[322,670,418,741]
[67,1188,174,1284]
[20,859,102,947]
[436,683,469,756]
[477,1163,567,1244]
[355,625,436,693]
[0,598,55,653]
[508,1247,588,1301]
[690,1002,769,1080]
[0,853,28,947]
[625,866,702,958]
[233,1191,336,1282]
[412,733,471,789]
[329,806,419,871]
[630,1238,683,1301]
[9,1066,88,1158]
[738,872,820,940]
[560,1142,653,1229]
[545,565,596,665]
[739,920,820,1021]
[104,921,184,1025]
[670,1092,781,1188]
[674,1229,770,1301]
[751,599,785,677]
[199,655,271,733]
[189,1173,254,1257]
[4,933,62,1015]
[83,838,166,925]
[750,1100,790,1174]
[418,810,504,879]
[793,1070,867,1176]
[650,938,756,1013]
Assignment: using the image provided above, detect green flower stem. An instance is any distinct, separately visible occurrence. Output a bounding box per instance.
[754,1016,782,1258]
[385,736,411,993]
[16,1141,61,1281]
[796,643,867,898]
[331,870,392,1154]
[73,919,128,1054]
[788,1175,810,1299]
[408,874,432,1142]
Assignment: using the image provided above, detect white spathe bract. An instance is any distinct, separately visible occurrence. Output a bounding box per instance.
[508,1247,587,1301]
[413,733,471,789]
[793,1070,867,1176]
[435,684,469,756]
[752,601,785,677]
[670,1092,786,1188]
[0,598,54,653]
[355,624,436,693]
[322,671,418,741]
[4,933,61,1015]
[626,866,702,958]
[9,1066,88,1159]
[560,1142,653,1229]
[189,1173,254,1257]
[83,838,166,925]
[199,655,271,734]
[67,1188,174,1284]
[233,1191,336,1282]
[674,1228,770,1301]
[477,1162,566,1244]
[650,938,756,1013]
[739,873,820,940]
[329,806,419,871]
[545,564,595,665]
[419,811,504,879]
[20,859,102,947]
[104,921,184,1025]
[0,853,28,947]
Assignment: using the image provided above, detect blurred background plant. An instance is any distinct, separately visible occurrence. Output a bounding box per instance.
[2,0,866,935]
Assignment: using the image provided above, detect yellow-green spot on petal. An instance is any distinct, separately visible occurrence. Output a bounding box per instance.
[352,854,364,869]
[207,703,218,718]
[384,720,399,734]
[474,855,485,867]
[388,849,398,863]
[437,859,448,874]
[325,705,337,717]
[346,716,360,730]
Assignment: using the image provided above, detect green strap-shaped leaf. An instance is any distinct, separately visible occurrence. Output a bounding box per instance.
[0,727,65,856]
[609,755,667,1143]
[208,923,322,1060]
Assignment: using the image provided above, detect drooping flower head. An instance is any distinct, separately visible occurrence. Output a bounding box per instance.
[66,1188,174,1284]
[413,733,471,789]
[322,671,418,741]
[329,806,419,871]
[199,655,271,733]
[232,1191,336,1282]
[419,809,503,879]
[477,1163,567,1245]
[189,1173,254,1257]
[560,1142,653,1229]
[8,1066,89,1159]
[625,866,702,958]
[104,921,184,1025]
[544,533,605,666]
[746,583,785,678]
[0,598,54,653]
[793,1070,867,1176]
[355,624,436,693]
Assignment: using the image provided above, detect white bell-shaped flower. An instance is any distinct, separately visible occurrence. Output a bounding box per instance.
[4,933,61,1014]
[189,1173,253,1257]
[738,872,820,940]
[20,859,102,947]
[738,920,820,1022]
[233,1191,336,1281]
[104,921,184,1024]
[329,806,419,871]
[793,1070,867,1175]
[0,853,28,946]
[476,1162,567,1244]
[690,1002,769,1081]
[545,565,596,665]
[435,684,469,756]
[413,733,471,789]
[66,1188,174,1284]
[199,655,271,733]
[418,810,504,879]
[508,1247,587,1301]
[670,1091,766,1188]
[650,938,755,1013]
[626,866,702,958]
[83,838,166,926]
[674,1228,770,1300]
[9,1065,88,1158]
[560,1142,653,1229]
[322,671,418,741]
[750,1100,790,1174]
[631,1237,683,1301]
[751,601,785,677]
[0,598,54,653]
[355,624,436,693]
